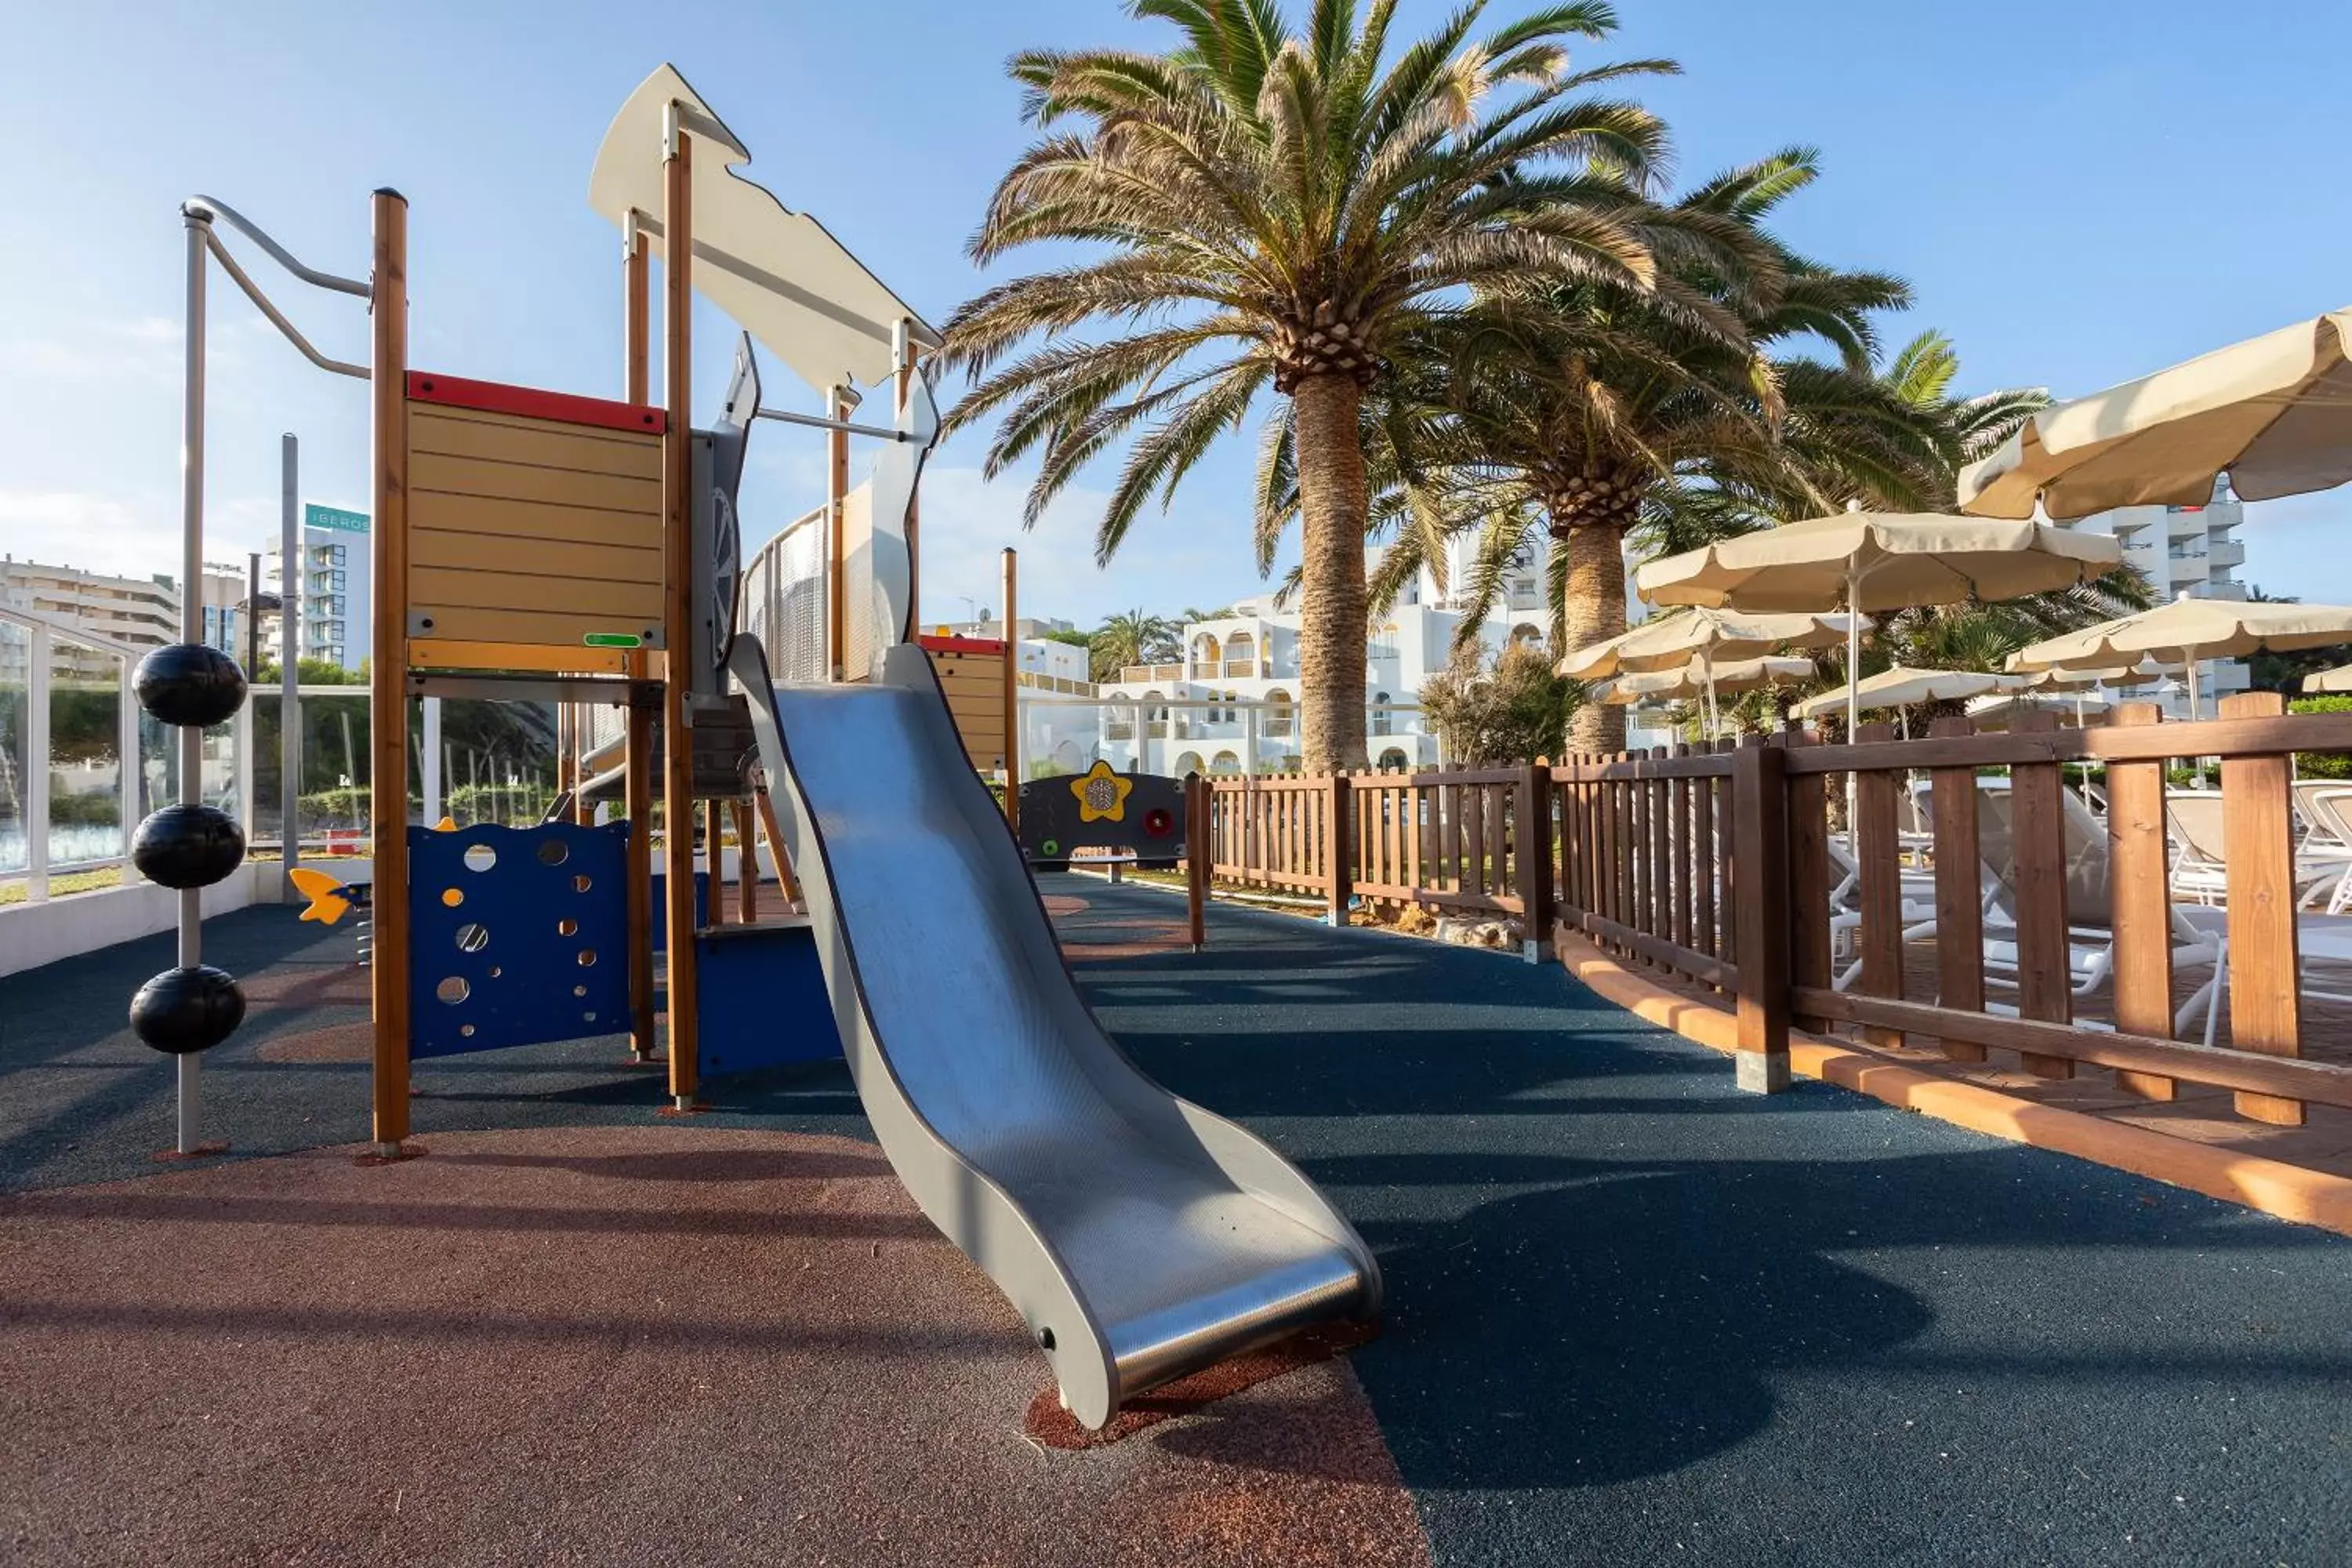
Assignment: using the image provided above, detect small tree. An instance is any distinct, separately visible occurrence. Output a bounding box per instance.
[1418,641,1570,764]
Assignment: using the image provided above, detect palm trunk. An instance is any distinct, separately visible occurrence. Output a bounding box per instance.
[1559,517,1629,754]
[1291,373,1370,773]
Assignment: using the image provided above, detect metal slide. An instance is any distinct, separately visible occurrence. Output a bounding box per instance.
[729,637,1381,1428]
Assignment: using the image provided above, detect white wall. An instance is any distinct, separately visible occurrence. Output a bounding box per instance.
[0,863,264,980]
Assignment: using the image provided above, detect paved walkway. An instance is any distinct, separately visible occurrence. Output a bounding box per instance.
[5,881,2351,1565]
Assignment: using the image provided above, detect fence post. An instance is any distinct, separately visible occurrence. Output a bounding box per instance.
[1325,771,1353,926]
[2220,689,2304,1125]
[1185,772,1209,953]
[1516,759,1555,964]
[1731,736,1791,1093]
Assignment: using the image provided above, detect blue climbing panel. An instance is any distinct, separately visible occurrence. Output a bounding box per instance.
[697,922,840,1076]
[408,820,632,1058]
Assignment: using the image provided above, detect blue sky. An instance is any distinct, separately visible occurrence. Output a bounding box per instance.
[3,0,2347,626]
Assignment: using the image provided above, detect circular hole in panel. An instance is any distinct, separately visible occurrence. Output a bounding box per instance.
[435,976,470,1005]
[583,1012,597,1024]
[558,918,579,936]
[460,1023,475,1037]
[536,838,570,867]
[572,984,587,997]
[441,887,464,908]
[454,923,488,953]
[573,874,593,894]
[463,844,496,873]
[488,966,503,978]
[577,949,597,967]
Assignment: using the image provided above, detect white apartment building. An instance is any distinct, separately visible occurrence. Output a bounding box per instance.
[260,504,372,673]
[0,557,242,679]
[1082,538,1555,775]
[2056,479,2249,717]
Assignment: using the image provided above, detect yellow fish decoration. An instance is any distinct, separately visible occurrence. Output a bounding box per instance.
[289,818,448,924]
[288,866,358,925]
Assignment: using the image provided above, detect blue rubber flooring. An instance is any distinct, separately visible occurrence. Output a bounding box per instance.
[6,878,2351,1565]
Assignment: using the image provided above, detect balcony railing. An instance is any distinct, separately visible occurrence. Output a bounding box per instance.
[1117,662,1185,684]
[1192,657,1270,680]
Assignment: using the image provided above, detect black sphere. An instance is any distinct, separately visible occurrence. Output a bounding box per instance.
[135,642,247,728]
[132,804,246,889]
[129,965,246,1055]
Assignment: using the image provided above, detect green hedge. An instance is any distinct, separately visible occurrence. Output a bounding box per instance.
[2292,695,2352,779]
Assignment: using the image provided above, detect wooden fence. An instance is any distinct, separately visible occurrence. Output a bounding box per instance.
[1182,691,2352,1121]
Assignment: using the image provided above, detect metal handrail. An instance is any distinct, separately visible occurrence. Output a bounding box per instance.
[203,234,367,380]
[182,195,369,297]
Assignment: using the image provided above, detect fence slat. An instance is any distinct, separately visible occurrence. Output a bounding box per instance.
[1647,752,1671,949]
[2009,710,2075,1075]
[1853,720,1906,1047]
[2106,702,2178,1099]
[1787,731,1829,1025]
[1671,751,1693,954]
[1928,716,1987,1062]
[2221,690,2305,1126]
[1695,757,1720,968]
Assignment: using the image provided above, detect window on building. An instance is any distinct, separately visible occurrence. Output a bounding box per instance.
[1372,691,1392,735]
[1264,688,1294,738]
[331,545,347,563]
[1378,748,1410,771]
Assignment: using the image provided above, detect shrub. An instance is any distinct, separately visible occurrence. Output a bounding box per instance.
[2291,695,2352,779]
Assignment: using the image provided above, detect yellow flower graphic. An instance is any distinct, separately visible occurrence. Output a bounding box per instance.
[1071,760,1134,824]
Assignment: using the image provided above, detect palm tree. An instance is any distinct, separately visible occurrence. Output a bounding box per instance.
[939,0,1679,771]
[1089,608,1178,682]
[1300,147,1941,752]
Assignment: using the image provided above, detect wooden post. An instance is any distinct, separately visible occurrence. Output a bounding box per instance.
[1326,771,1353,926]
[898,321,920,632]
[1515,760,1554,963]
[754,786,800,906]
[2220,690,2304,1125]
[367,188,412,1156]
[622,223,656,1062]
[1731,738,1791,1092]
[1926,716,1987,1062]
[660,122,700,1109]
[734,798,757,924]
[2106,702,2177,1098]
[826,383,851,679]
[1185,774,1209,952]
[1001,548,1018,829]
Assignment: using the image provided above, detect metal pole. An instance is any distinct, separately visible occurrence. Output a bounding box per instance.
[280,434,299,879]
[421,697,442,822]
[1001,547,1018,827]
[176,207,208,1155]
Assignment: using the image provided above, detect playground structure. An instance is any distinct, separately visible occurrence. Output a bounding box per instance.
[143,62,1375,1428]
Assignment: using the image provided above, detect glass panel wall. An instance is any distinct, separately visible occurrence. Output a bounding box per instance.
[0,622,28,876]
[45,641,126,868]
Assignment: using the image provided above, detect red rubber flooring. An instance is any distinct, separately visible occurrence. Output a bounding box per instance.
[0,1125,1425,1568]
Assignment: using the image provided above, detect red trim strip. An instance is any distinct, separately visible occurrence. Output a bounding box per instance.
[407,371,666,435]
[919,634,1007,655]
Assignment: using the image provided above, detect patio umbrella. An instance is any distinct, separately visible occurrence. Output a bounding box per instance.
[2009,592,2352,719]
[1791,665,2028,737]
[2303,662,2352,695]
[1959,307,2352,520]
[1559,606,1852,738]
[1588,654,1816,739]
[1635,510,2122,744]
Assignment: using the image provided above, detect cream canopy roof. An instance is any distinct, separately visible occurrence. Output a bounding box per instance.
[1959,307,2352,520]
[589,64,939,397]
[1791,665,2025,719]
[1589,655,1816,706]
[1635,511,2121,614]
[2007,594,2352,671]
[2304,662,2352,694]
[1557,605,1853,681]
